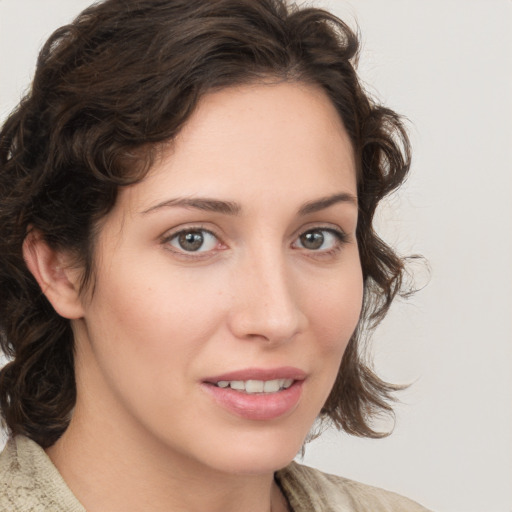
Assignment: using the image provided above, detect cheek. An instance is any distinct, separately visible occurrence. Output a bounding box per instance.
[304,266,363,355]
[292,266,363,417]
[86,257,228,368]
[78,269,221,424]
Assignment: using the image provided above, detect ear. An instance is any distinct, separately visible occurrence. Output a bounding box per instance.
[22,230,85,319]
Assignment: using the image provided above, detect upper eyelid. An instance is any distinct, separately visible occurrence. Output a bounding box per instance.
[293,226,348,246]
[161,224,220,241]
[294,223,348,239]
[162,223,346,238]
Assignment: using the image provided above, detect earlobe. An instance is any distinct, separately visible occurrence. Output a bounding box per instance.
[22,230,85,319]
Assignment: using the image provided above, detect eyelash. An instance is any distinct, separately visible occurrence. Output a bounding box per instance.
[161,225,222,260]
[161,225,348,260]
[292,228,348,258]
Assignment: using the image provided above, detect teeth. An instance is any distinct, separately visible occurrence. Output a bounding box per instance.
[215,378,294,394]
[263,380,280,393]
[230,380,245,391]
[283,378,293,389]
[246,380,264,393]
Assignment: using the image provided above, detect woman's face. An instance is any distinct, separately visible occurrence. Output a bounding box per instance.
[71,82,363,475]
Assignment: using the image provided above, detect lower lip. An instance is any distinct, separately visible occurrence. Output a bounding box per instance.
[202,380,304,421]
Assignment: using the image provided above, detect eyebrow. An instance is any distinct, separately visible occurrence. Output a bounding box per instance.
[142,197,242,215]
[297,193,358,215]
[141,192,357,216]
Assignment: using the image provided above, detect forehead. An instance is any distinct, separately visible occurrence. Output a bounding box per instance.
[119,82,357,214]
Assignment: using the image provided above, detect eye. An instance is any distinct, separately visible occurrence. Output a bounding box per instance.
[167,229,219,253]
[293,228,345,251]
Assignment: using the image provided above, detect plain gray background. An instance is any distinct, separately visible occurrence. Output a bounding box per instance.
[1,1,511,511]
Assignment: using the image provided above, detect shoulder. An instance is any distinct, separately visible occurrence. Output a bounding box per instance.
[275,461,432,512]
[0,435,85,512]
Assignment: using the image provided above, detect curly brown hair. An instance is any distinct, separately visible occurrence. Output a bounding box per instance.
[0,0,411,449]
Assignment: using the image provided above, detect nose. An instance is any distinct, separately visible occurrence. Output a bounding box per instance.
[227,250,307,345]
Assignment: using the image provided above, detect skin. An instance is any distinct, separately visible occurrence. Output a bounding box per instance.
[25,82,363,512]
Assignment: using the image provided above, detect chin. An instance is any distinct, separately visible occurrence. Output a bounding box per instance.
[194,424,308,476]
[209,450,298,477]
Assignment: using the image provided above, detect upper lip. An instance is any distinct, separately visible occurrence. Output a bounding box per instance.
[203,366,307,383]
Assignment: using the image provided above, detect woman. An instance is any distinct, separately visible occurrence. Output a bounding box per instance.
[0,0,430,510]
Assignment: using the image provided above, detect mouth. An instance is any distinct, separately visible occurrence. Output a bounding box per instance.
[202,367,306,421]
[212,378,294,394]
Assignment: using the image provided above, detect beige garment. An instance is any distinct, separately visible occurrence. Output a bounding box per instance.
[1,435,432,511]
